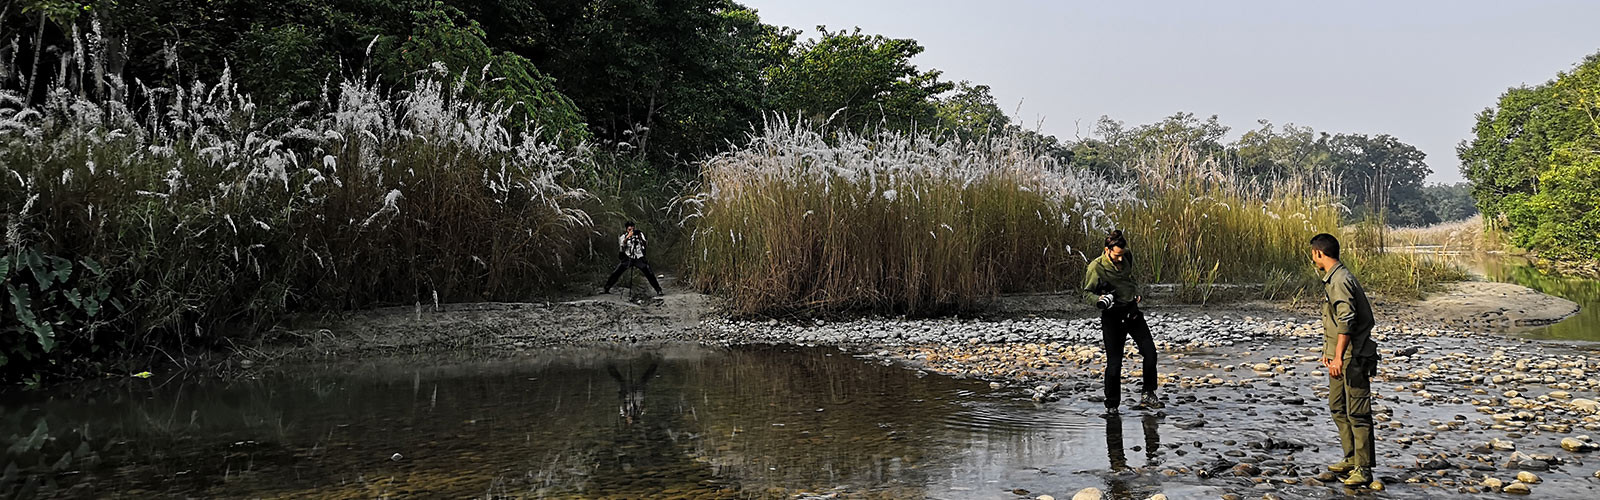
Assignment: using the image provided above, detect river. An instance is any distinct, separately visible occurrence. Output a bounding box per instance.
[1,344,1207,499]
[1435,252,1600,341]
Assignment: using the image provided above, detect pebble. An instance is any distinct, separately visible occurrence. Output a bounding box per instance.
[1516,471,1540,484]
[1562,437,1596,452]
[1070,488,1102,500]
[1482,477,1503,490]
[1503,481,1531,495]
[1490,438,1516,451]
[1573,398,1600,414]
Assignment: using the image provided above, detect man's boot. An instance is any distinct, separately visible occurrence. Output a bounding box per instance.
[1342,467,1372,486]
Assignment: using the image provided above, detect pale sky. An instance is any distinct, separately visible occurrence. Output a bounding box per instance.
[740,0,1600,184]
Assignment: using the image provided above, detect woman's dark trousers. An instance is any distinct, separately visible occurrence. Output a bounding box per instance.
[1102,305,1157,408]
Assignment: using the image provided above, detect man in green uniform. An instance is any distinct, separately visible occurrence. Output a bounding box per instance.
[1309,233,1379,487]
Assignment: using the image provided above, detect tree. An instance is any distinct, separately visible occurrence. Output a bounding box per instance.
[1461,51,1600,259]
[448,0,797,161]
[1421,183,1478,222]
[935,81,1011,137]
[1326,133,1435,233]
[1233,120,1331,180]
[764,26,953,133]
[1067,113,1229,180]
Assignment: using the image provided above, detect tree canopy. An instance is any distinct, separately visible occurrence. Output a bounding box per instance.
[1460,51,1600,259]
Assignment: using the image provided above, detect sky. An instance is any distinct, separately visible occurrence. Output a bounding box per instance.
[739,0,1600,184]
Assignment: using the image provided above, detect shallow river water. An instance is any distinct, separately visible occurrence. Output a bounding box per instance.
[1448,253,1600,342]
[3,344,1216,499]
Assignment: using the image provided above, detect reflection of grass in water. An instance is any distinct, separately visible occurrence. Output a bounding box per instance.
[9,347,981,498]
[1468,255,1600,341]
[680,347,966,495]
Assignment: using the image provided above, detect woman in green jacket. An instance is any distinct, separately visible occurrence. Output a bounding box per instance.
[1083,230,1160,416]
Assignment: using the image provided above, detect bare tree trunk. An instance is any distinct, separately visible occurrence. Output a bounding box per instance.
[24,11,44,106]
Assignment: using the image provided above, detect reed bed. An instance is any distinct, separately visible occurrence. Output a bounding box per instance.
[681,119,1348,316]
[681,118,1133,315]
[1,66,592,370]
[1113,146,1344,296]
[1387,215,1496,252]
[1345,249,1471,301]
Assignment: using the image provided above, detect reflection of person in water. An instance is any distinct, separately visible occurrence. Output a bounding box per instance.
[607,361,657,426]
[1104,413,1163,471]
[1102,413,1164,498]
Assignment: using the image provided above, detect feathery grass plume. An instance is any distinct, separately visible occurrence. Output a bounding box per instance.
[682,116,1135,316]
[0,42,593,374]
[683,118,1357,316]
[1114,142,1345,292]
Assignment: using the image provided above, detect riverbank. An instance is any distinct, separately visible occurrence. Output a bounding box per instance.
[220,280,1596,498]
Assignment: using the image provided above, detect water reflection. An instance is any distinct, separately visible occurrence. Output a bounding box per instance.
[606,357,658,426]
[1448,253,1600,341]
[1103,413,1164,499]
[1,345,1056,498]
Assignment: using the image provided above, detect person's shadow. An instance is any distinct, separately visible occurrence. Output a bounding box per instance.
[607,360,658,427]
[1104,413,1163,496]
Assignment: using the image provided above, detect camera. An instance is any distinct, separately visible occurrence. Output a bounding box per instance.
[1096,293,1116,310]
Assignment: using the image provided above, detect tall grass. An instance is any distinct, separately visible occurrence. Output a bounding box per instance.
[1345,250,1471,300]
[681,119,1346,316]
[1,63,592,373]
[1112,145,1344,291]
[1386,214,1500,253]
[681,118,1134,315]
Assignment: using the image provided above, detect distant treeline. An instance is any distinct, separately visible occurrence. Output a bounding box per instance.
[1065,114,1476,227]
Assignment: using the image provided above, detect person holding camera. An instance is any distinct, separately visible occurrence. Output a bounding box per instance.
[603,221,663,297]
[1083,229,1160,416]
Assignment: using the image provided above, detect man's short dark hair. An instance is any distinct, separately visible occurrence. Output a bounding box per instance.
[625,221,636,229]
[1310,233,1340,259]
